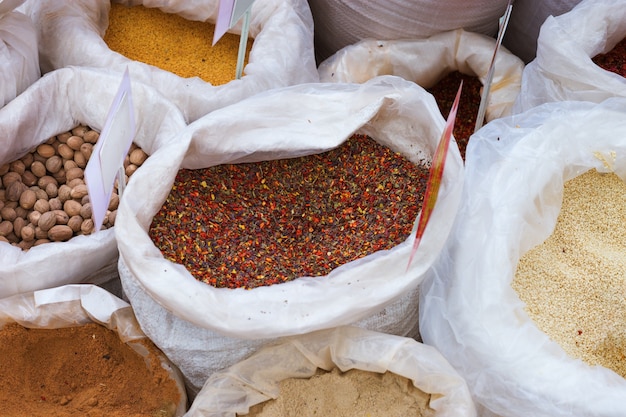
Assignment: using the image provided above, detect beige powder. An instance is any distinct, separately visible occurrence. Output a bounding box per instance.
[242,367,434,417]
[513,169,626,377]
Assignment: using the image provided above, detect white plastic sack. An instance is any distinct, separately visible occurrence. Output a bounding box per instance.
[501,0,582,64]
[185,325,476,417]
[308,0,511,63]
[419,98,626,417]
[514,0,626,113]
[0,66,187,299]
[116,75,464,396]
[20,0,318,123]
[0,0,40,108]
[0,284,188,415]
[318,28,525,122]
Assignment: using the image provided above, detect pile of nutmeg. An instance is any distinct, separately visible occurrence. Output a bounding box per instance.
[0,125,147,250]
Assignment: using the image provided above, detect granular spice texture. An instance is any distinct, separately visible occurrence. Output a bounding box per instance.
[513,169,626,378]
[104,3,252,85]
[243,368,434,417]
[0,322,181,417]
[149,134,430,289]
[592,37,626,77]
[428,71,483,160]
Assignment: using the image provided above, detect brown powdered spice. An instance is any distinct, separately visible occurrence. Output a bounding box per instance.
[104,3,252,85]
[0,322,181,417]
[243,367,434,417]
[513,169,626,378]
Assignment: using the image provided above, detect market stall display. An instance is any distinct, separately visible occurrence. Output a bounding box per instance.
[20,0,318,122]
[185,326,476,417]
[0,284,187,416]
[115,75,464,397]
[419,98,626,417]
[0,66,186,299]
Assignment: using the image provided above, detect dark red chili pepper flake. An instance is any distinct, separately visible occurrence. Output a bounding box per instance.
[592,37,626,77]
[149,134,431,289]
[427,71,482,160]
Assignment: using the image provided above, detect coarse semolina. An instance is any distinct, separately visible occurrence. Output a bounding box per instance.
[104,3,252,85]
[513,169,626,378]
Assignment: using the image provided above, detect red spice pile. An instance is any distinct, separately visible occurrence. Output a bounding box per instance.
[427,71,483,160]
[592,37,626,77]
[150,134,430,289]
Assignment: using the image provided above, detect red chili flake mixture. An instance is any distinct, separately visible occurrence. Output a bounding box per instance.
[592,37,626,77]
[149,134,430,289]
[427,71,483,160]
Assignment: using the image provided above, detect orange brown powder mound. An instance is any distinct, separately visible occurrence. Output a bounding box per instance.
[0,322,181,417]
[104,3,252,85]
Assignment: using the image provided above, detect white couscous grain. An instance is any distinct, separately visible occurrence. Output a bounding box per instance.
[513,168,626,378]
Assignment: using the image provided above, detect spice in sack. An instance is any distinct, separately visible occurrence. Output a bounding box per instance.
[243,367,433,417]
[513,169,626,378]
[149,134,430,289]
[0,125,148,250]
[104,3,253,85]
[428,71,482,160]
[0,322,181,416]
[592,37,626,77]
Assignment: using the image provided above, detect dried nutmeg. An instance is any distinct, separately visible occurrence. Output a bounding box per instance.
[37,211,57,232]
[48,225,73,242]
[0,220,13,237]
[18,189,37,210]
[21,171,38,187]
[33,199,51,214]
[6,181,28,202]
[20,224,36,242]
[129,148,148,165]
[71,125,89,138]
[67,215,83,233]
[83,129,99,144]
[36,143,56,159]
[63,200,82,217]
[65,167,84,182]
[70,184,89,200]
[53,209,69,225]
[13,217,26,238]
[2,171,22,188]
[0,206,17,222]
[56,131,72,143]
[66,135,84,151]
[80,202,92,219]
[57,143,75,160]
[48,198,62,211]
[45,155,63,174]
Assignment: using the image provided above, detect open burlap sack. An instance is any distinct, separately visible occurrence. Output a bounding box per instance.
[185,326,476,417]
[0,284,188,415]
[318,28,525,123]
[19,0,318,123]
[0,66,186,299]
[116,75,464,397]
[420,98,626,417]
[514,0,626,112]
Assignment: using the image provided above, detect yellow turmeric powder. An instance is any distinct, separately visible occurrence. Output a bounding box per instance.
[104,3,252,85]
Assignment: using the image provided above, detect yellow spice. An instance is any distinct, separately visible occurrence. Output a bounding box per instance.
[103,3,252,85]
[513,169,626,378]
